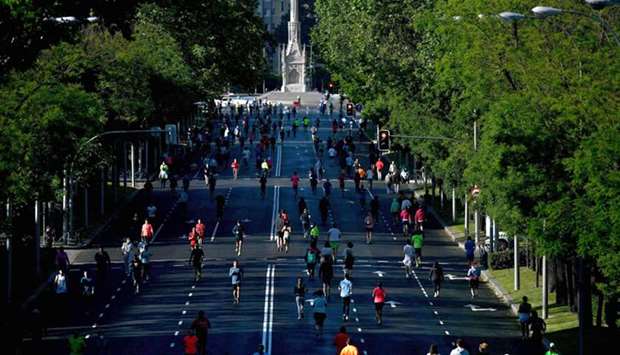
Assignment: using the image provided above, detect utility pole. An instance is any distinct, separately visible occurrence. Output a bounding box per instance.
[514,235,520,290]
[451,187,456,222]
[6,198,12,303]
[34,199,41,276]
[130,142,135,188]
[542,255,548,319]
[464,195,469,236]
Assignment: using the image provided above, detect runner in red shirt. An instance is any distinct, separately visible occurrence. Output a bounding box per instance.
[291,171,300,197]
[231,159,240,179]
[415,207,426,231]
[195,219,206,245]
[375,159,384,181]
[372,282,386,325]
[141,219,153,243]
[183,329,198,355]
[333,326,349,355]
[188,227,199,249]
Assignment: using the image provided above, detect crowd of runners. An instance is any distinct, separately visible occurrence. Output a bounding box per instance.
[25,97,542,355]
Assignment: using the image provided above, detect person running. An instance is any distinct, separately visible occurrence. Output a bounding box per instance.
[467,261,482,298]
[529,310,546,346]
[229,260,243,304]
[231,158,240,179]
[340,338,359,355]
[427,344,440,355]
[403,240,414,279]
[121,237,134,277]
[390,197,400,225]
[429,261,444,298]
[312,289,328,338]
[464,236,476,266]
[159,161,168,188]
[259,174,267,200]
[281,222,291,253]
[339,274,353,321]
[232,220,245,256]
[319,255,334,298]
[320,241,335,265]
[327,223,342,257]
[334,326,349,355]
[343,242,355,277]
[191,310,211,355]
[94,247,111,289]
[139,244,152,282]
[215,194,225,222]
[300,208,311,239]
[141,219,154,243]
[319,196,330,225]
[291,171,300,198]
[68,332,86,355]
[310,171,318,194]
[188,227,199,249]
[195,219,206,245]
[131,255,143,294]
[183,329,199,355]
[399,208,411,238]
[309,223,320,244]
[449,339,470,355]
[415,206,426,231]
[189,244,205,282]
[323,179,332,198]
[372,282,386,325]
[298,197,307,216]
[518,296,532,339]
[294,277,306,320]
[208,173,216,198]
[305,241,320,279]
[364,212,375,244]
[411,230,424,267]
[375,158,384,181]
[338,172,346,197]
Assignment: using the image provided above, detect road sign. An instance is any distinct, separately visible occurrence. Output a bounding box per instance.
[464,304,497,312]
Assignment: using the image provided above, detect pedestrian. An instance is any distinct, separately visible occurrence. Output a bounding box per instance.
[518,296,532,339]
[429,261,444,298]
[259,174,267,200]
[390,197,400,225]
[427,344,440,355]
[319,196,330,224]
[372,282,386,325]
[291,171,300,197]
[339,274,353,321]
[121,237,133,277]
[232,220,245,256]
[80,270,95,314]
[54,268,68,298]
[183,329,199,355]
[231,158,240,179]
[140,244,152,282]
[411,230,424,267]
[370,196,380,221]
[319,255,334,298]
[195,219,206,245]
[312,289,328,338]
[294,277,306,320]
[191,310,211,355]
[229,260,243,304]
[309,223,320,243]
[305,241,320,279]
[364,212,374,244]
[545,342,559,355]
[529,310,546,346]
[449,339,470,355]
[366,167,374,190]
[476,341,490,355]
[375,158,384,181]
[415,206,426,231]
[141,219,154,243]
[159,161,168,188]
[465,236,475,266]
[94,247,111,289]
[323,179,332,197]
[68,332,86,355]
[338,172,346,197]
[300,208,311,239]
[343,242,355,277]
[281,222,291,253]
[182,173,191,192]
[55,247,70,274]
[467,261,481,298]
[403,240,414,279]
[327,223,342,256]
[188,244,204,282]
[131,255,143,294]
[252,344,266,355]
[340,337,359,355]
[215,194,225,221]
[208,173,216,198]
[334,326,349,355]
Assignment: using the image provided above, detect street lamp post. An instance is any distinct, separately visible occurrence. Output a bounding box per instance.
[531,5,620,46]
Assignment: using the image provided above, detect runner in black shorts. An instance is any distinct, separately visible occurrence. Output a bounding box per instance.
[232,220,245,256]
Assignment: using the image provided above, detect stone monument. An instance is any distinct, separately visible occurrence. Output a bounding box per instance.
[281,0,307,93]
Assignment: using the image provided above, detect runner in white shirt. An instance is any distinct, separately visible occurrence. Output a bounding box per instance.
[403,240,414,279]
[338,274,353,321]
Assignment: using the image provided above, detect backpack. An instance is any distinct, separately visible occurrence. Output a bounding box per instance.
[306,250,317,264]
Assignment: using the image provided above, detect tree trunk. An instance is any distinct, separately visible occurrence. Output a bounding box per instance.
[596,291,604,327]
[553,257,568,305]
[604,294,618,330]
[567,258,576,311]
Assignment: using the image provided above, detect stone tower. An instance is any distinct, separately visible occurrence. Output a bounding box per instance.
[281,0,307,92]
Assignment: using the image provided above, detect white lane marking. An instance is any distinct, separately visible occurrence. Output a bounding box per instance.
[434,311,439,315]
[445,330,450,335]
[188,293,193,297]
[261,265,274,353]
[91,324,97,328]
[439,320,444,325]
[353,308,357,313]
[152,198,180,243]
[98,313,103,318]
[210,221,220,242]
[170,343,175,348]
[174,331,179,336]
[267,265,275,355]
[269,186,280,240]
[182,310,187,315]
[185,301,190,306]
[355,317,360,322]
[111,295,116,300]
[361,338,365,344]
[85,334,90,339]
[357,327,362,332]
[178,320,183,326]
[105,304,110,309]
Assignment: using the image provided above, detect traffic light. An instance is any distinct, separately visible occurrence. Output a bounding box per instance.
[346,103,354,116]
[378,129,391,151]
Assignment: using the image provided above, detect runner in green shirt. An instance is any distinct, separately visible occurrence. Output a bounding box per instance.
[309,224,320,242]
[68,332,86,355]
[411,231,424,268]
